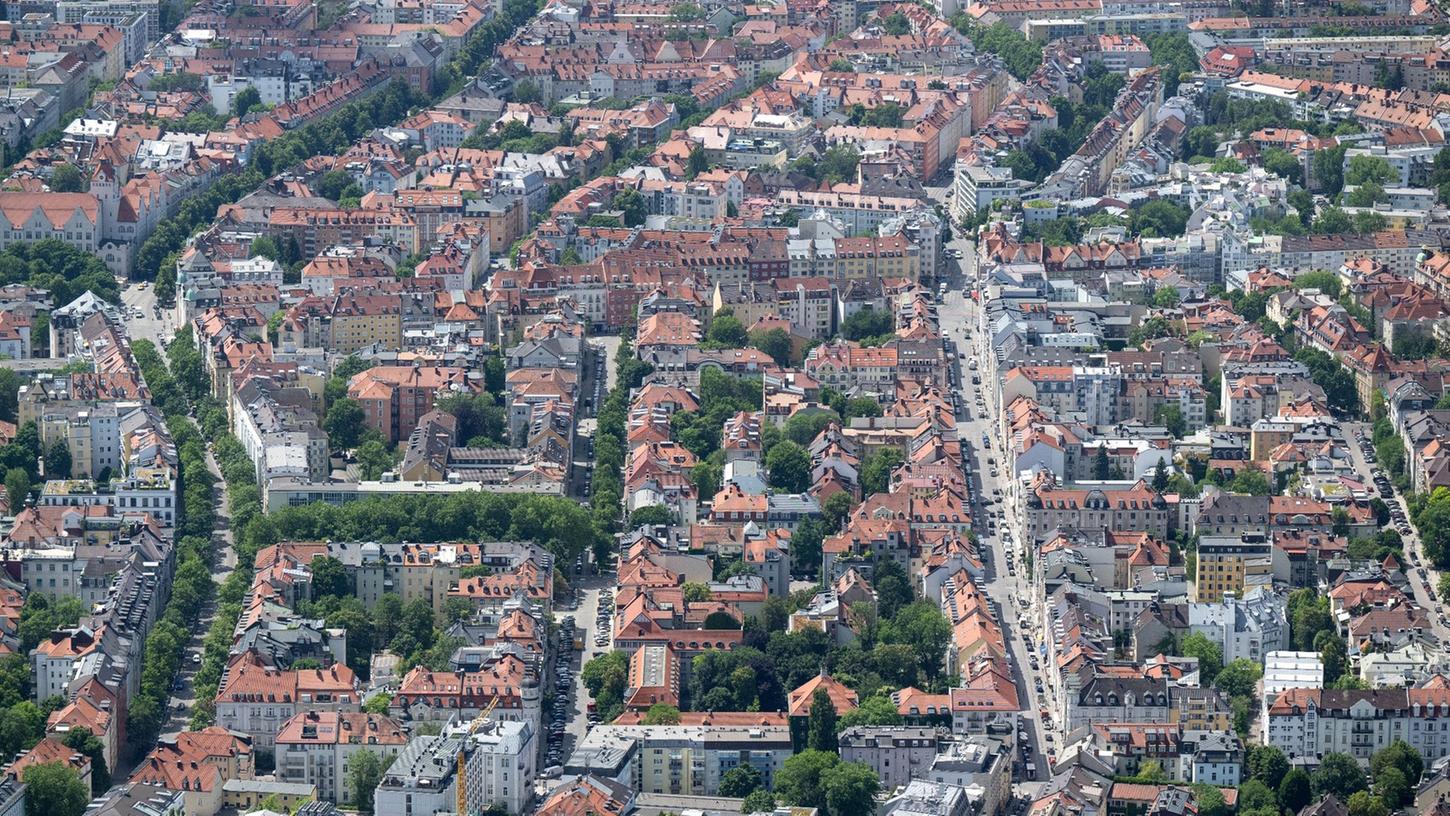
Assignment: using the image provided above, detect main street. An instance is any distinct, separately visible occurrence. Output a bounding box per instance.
[938,232,1052,790]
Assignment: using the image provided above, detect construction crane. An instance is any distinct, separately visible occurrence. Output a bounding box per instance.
[456,695,501,815]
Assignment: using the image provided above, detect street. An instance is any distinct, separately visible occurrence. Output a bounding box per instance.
[1340,421,1450,639]
[120,282,178,349]
[936,231,1051,791]
[539,581,608,798]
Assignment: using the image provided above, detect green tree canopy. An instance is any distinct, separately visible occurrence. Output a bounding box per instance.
[23,761,88,816]
[1313,752,1367,800]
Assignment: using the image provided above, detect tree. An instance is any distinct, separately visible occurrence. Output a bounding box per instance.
[1213,658,1262,699]
[1280,769,1313,813]
[324,398,366,448]
[1180,632,1223,684]
[828,58,855,72]
[750,328,792,366]
[1314,145,1349,195]
[792,518,825,579]
[807,687,839,751]
[1246,744,1289,789]
[1152,460,1170,492]
[1094,446,1111,480]
[1130,200,1190,238]
[742,790,777,814]
[766,440,812,494]
[642,703,681,724]
[841,308,894,342]
[1375,767,1410,809]
[880,600,952,679]
[316,169,356,201]
[1314,206,1353,235]
[1313,752,1367,800]
[311,556,351,600]
[232,85,263,117]
[682,582,711,603]
[1346,791,1388,816]
[1155,405,1186,438]
[611,188,647,227]
[872,558,912,619]
[776,750,839,810]
[837,694,903,730]
[822,492,854,532]
[1321,634,1348,685]
[721,764,763,798]
[60,727,109,794]
[1261,147,1303,185]
[823,762,880,816]
[43,440,70,479]
[707,313,749,347]
[1191,785,1230,816]
[4,469,28,508]
[860,447,904,496]
[1370,740,1423,790]
[1153,287,1181,308]
[1238,780,1277,813]
[346,749,395,811]
[1229,467,1271,496]
[1296,270,1343,299]
[582,651,629,721]
[48,165,84,193]
[23,761,88,816]
[687,145,708,179]
[512,78,541,103]
[1345,155,1398,188]
[630,505,674,527]
[784,412,841,447]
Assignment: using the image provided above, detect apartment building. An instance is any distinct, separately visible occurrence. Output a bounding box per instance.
[274,712,408,803]
[1266,686,1450,764]
[213,652,361,751]
[567,723,794,796]
[347,365,477,444]
[1024,476,1171,544]
[374,720,537,816]
[1194,533,1274,602]
[840,726,945,791]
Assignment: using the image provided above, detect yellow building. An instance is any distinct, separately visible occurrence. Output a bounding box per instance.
[1194,532,1273,602]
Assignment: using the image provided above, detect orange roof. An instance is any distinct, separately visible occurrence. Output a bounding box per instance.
[788,672,859,717]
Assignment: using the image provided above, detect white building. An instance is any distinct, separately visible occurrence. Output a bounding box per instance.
[274,712,409,803]
[1176,730,1242,787]
[375,719,538,816]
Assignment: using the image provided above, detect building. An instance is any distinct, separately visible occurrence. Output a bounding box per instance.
[1194,532,1273,602]
[274,712,408,803]
[1266,685,1450,764]
[374,719,537,816]
[839,726,945,792]
[1176,730,1242,786]
[566,722,794,796]
[213,653,361,751]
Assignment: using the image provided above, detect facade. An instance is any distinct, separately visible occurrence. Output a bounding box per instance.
[1194,533,1274,602]
[274,712,408,803]
[839,726,945,791]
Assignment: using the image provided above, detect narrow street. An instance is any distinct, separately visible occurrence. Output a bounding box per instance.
[539,582,607,799]
[157,442,236,737]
